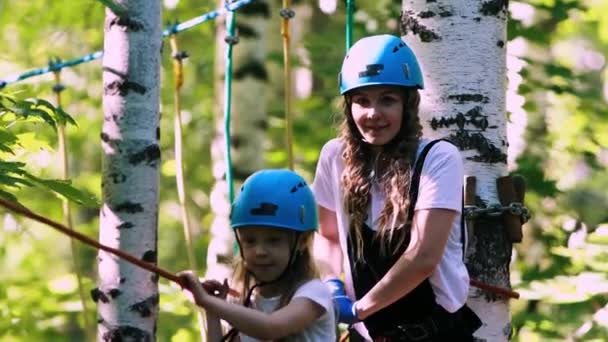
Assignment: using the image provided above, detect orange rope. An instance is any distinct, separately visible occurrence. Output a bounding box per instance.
[280,1,294,170]
[470,278,519,299]
[0,198,239,298]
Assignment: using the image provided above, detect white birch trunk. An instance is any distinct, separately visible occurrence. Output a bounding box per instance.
[97,1,162,340]
[401,1,511,340]
[206,0,270,281]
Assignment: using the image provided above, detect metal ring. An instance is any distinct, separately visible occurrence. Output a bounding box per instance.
[224,35,239,45]
[279,8,295,19]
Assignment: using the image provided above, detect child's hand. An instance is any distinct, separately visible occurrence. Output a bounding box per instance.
[201,278,230,300]
[178,270,208,306]
[178,271,230,306]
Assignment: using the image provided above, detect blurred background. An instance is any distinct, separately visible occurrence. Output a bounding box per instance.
[0,0,607,341]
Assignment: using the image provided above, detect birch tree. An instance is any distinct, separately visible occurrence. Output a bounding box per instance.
[95,1,162,340]
[401,1,512,340]
[206,0,271,281]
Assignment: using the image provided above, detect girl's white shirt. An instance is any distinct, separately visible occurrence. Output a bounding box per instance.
[239,279,336,342]
[312,138,470,313]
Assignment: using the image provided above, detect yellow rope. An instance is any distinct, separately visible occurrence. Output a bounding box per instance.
[52,69,94,340]
[169,34,198,272]
[169,33,209,340]
[281,2,294,170]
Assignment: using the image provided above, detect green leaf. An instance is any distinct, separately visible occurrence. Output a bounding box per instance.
[0,160,27,173]
[24,175,100,207]
[0,188,18,202]
[32,99,76,127]
[0,174,34,188]
[0,128,18,154]
[28,108,57,131]
[55,107,77,126]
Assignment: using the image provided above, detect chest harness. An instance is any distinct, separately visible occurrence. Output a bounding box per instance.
[347,140,478,341]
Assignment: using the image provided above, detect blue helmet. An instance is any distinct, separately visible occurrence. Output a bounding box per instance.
[339,34,424,94]
[231,169,318,232]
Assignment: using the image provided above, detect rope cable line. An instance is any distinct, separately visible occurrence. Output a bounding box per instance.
[345,0,354,51]
[168,33,198,273]
[50,62,94,341]
[0,197,240,298]
[280,1,295,170]
[168,30,210,339]
[223,1,238,203]
[0,0,259,88]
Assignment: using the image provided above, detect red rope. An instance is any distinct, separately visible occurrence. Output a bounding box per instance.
[0,198,239,297]
[0,198,517,299]
[470,278,519,299]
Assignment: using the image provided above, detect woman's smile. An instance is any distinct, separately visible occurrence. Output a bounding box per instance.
[350,86,404,146]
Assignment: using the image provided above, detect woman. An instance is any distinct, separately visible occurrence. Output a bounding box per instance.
[313,34,481,341]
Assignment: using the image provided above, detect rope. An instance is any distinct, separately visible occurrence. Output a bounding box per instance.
[50,62,94,341]
[168,33,198,273]
[223,1,238,202]
[0,0,259,88]
[470,278,519,299]
[345,0,354,51]
[280,3,295,170]
[168,30,209,340]
[0,197,240,298]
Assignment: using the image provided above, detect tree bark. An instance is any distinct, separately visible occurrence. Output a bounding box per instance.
[401,1,511,340]
[206,0,271,281]
[96,1,162,340]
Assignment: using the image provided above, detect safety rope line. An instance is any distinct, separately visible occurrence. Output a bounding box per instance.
[168,31,209,340]
[0,0,258,89]
[0,197,240,298]
[168,33,198,273]
[50,61,94,341]
[280,2,295,170]
[223,1,238,203]
[345,0,354,51]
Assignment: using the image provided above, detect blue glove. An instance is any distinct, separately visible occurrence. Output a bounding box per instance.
[325,278,359,325]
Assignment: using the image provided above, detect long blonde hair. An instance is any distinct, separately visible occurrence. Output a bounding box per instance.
[340,87,422,260]
[230,230,319,341]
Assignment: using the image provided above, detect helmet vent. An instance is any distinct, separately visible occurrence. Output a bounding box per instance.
[299,206,305,224]
[358,64,384,78]
[290,182,305,193]
[392,43,405,53]
[403,63,411,80]
[250,202,278,216]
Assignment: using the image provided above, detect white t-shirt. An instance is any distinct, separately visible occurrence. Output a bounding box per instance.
[239,279,336,342]
[312,138,470,314]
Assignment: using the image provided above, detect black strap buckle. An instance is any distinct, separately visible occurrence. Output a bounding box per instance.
[388,317,438,341]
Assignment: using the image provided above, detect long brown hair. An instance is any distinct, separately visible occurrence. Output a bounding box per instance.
[340,87,422,260]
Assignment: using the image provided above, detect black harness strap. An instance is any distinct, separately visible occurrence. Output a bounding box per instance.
[410,139,466,257]
[348,139,473,340]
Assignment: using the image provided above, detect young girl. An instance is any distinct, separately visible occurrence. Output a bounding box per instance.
[180,169,336,341]
[312,34,481,341]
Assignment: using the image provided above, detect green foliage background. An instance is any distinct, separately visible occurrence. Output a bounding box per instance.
[0,0,607,341]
